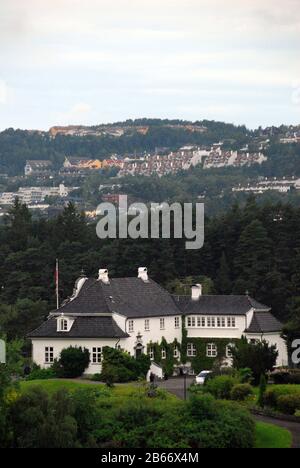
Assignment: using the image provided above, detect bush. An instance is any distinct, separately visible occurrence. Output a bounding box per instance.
[272,370,300,385]
[277,394,300,415]
[100,347,150,383]
[26,365,57,381]
[263,389,278,409]
[91,373,102,382]
[205,375,238,400]
[238,368,253,384]
[230,384,253,401]
[59,347,90,378]
[263,386,300,411]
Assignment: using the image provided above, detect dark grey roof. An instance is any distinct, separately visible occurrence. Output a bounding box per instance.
[28,316,129,339]
[175,295,270,316]
[245,312,283,333]
[56,277,182,318]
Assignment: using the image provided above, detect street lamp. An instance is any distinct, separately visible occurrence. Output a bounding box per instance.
[182,365,189,400]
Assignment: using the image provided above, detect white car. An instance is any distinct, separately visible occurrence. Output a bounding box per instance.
[195,370,212,385]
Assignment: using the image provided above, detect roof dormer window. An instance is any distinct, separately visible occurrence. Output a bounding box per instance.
[57,316,73,332]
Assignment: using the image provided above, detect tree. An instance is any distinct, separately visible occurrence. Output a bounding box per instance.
[230,338,278,384]
[234,220,273,297]
[9,387,78,448]
[215,252,232,294]
[57,347,90,378]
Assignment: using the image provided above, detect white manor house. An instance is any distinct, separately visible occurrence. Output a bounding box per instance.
[29,268,288,375]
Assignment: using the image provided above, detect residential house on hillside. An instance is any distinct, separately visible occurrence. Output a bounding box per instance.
[24,160,53,177]
[28,268,288,375]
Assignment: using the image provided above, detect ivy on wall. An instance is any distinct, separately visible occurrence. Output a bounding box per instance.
[182,337,241,374]
[147,338,181,377]
[181,317,240,373]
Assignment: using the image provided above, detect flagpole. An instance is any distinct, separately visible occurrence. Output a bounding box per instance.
[56,258,59,310]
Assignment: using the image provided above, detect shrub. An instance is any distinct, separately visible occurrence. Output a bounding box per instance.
[277,394,300,415]
[263,389,278,408]
[272,370,300,385]
[101,347,150,383]
[263,386,300,410]
[230,338,278,384]
[91,373,102,382]
[238,368,253,384]
[230,383,253,401]
[258,374,267,407]
[59,347,90,378]
[205,375,238,400]
[26,366,57,380]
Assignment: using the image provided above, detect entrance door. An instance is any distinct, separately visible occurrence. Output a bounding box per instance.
[135,345,143,358]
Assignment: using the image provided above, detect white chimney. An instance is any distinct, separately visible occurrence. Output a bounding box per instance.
[191,284,202,301]
[98,269,109,284]
[138,267,148,282]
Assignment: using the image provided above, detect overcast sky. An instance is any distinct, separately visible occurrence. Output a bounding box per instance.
[0,0,300,130]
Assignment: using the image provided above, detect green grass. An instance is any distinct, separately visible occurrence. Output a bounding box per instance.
[19,379,100,393]
[255,422,292,448]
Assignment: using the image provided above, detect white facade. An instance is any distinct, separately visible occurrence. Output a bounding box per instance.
[30,270,289,374]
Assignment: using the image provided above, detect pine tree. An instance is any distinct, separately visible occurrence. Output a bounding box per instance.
[216,252,232,294]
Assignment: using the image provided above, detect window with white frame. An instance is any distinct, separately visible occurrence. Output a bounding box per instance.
[92,347,102,364]
[45,346,54,363]
[128,320,134,333]
[187,343,197,357]
[187,316,196,327]
[61,319,68,331]
[206,343,217,358]
[217,317,221,327]
[226,344,234,358]
[149,347,154,360]
[160,318,165,330]
[161,348,166,359]
[201,317,206,327]
[207,317,212,327]
[145,319,150,331]
[211,317,216,327]
[227,317,236,328]
[221,317,226,327]
[174,345,179,359]
[174,317,180,328]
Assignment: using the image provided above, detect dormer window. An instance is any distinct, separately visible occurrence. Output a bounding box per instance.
[57,316,73,332]
[61,319,68,331]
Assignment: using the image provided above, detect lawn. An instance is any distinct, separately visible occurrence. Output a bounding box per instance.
[255,422,292,449]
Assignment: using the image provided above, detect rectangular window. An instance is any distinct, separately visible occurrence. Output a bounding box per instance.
[174,345,179,359]
[45,346,54,363]
[217,317,221,327]
[128,320,134,333]
[221,317,226,328]
[207,317,212,327]
[174,317,180,328]
[145,319,150,331]
[160,318,165,330]
[187,316,196,327]
[92,347,102,364]
[227,317,236,328]
[187,343,197,357]
[149,347,154,360]
[206,343,217,358]
[197,317,202,327]
[61,319,68,331]
[201,317,206,327]
[211,317,216,327]
[161,348,166,359]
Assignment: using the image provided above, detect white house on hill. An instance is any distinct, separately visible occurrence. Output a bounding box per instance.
[29,268,288,374]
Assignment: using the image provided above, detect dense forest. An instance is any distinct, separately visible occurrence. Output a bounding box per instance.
[0,198,300,344]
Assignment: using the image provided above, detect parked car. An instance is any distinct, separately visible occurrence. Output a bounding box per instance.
[195,370,212,385]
